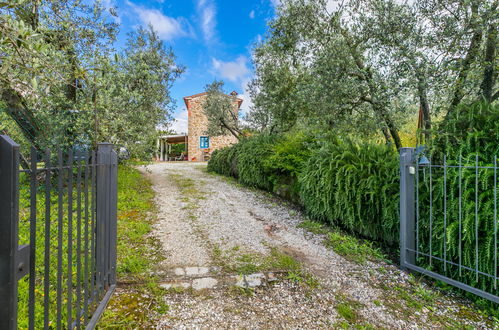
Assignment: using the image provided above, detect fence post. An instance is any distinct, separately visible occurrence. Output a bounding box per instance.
[96,143,117,291]
[109,148,117,286]
[400,147,416,269]
[0,135,20,329]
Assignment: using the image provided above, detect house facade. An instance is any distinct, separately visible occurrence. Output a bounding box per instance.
[156,91,242,162]
[185,91,242,162]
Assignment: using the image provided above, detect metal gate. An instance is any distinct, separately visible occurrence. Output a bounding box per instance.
[400,147,498,303]
[0,135,118,329]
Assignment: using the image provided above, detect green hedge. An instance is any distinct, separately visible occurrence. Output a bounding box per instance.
[208,132,398,245]
[237,135,281,190]
[208,102,499,302]
[417,101,499,296]
[299,138,399,245]
[264,132,317,202]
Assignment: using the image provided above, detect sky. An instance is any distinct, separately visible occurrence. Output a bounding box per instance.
[104,0,279,134]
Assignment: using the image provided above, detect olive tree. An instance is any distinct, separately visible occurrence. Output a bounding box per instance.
[203,80,242,140]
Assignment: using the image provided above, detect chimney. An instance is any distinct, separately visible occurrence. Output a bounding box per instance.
[230,91,238,96]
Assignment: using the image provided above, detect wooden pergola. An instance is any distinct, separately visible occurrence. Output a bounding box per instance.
[156,134,188,161]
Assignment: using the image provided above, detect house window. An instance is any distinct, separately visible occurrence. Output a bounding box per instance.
[200,136,210,149]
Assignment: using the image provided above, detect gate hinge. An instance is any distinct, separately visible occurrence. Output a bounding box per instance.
[15,244,30,280]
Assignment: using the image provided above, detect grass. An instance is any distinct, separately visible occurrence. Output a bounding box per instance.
[324,232,384,264]
[99,166,168,328]
[212,244,319,289]
[298,219,385,264]
[336,303,357,323]
[334,294,364,326]
[115,166,163,278]
[297,219,329,235]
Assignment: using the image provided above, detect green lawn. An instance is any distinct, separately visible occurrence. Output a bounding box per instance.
[16,165,165,329]
[98,165,168,328]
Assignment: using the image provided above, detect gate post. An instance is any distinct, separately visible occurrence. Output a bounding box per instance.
[109,147,117,286]
[0,135,20,329]
[400,147,416,269]
[96,143,117,291]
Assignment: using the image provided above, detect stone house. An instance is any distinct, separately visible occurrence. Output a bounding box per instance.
[185,91,242,162]
[156,91,242,162]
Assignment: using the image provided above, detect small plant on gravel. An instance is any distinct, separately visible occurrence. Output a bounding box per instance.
[324,232,384,264]
[336,302,358,323]
[266,247,301,271]
[286,271,320,289]
[235,254,261,274]
[297,220,328,235]
[414,285,438,303]
[228,285,255,297]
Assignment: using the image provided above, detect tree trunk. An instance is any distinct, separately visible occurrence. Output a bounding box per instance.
[480,23,497,102]
[1,88,42,148]
[220,119,241,141]
[338,25,402,149]
[446,3,483,120]
[417,75,431,142]
[379,108,402,150]
[382,127,392,146]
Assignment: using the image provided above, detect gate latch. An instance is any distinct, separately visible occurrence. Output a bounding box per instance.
[16,244,30,280]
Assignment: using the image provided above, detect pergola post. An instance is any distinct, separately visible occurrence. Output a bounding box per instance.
[156,138,159,161]
[160,139,164,161]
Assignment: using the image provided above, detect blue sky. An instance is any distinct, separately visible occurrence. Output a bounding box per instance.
[105,0,279,133]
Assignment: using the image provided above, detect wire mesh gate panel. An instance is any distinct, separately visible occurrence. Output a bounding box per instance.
[400,147,498,303]
[0,135,118,329]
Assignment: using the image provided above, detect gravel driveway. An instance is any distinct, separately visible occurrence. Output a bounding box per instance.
[138,162,495,329]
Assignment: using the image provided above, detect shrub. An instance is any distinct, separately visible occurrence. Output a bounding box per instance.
[237,135,281,190]
[299,138,400,245]
[432,101,499,159]
[207,148,230,175]
[417,101,499,298]
[207,140,245,177]
[263,131,317,202]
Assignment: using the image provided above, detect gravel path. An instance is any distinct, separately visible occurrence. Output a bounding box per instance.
[138,162,496,329]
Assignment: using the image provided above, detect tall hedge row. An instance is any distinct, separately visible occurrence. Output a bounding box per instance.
[208,101,498,301]
[417,101,499,294]
[299,138,399,245]
[208,132,400,245]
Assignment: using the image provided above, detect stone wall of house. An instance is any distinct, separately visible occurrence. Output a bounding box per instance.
[187,94,239,162]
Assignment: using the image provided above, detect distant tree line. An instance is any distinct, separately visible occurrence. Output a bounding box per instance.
[243,0,497,148]
[0,0,183,158]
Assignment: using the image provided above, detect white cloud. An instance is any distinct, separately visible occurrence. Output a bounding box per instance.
[197,0,217,43]
[170,110,188,134]
[237,78,255,118]
[212,56,250,83]
[270,0,281,8]
[249,10,255,19]
[128,2,192,40]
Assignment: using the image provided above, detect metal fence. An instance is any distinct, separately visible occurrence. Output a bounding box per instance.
[0,135,118,329]
[400,147,498,303]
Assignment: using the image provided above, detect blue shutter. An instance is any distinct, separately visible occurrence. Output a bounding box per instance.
[200,136,210,149]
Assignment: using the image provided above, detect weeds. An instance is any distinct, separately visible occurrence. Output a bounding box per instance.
[324,232,384,264]
[297,219,328,235]
[335,294,363,325]
[99,166,167,327]
[212,244,318,289]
